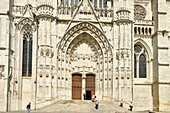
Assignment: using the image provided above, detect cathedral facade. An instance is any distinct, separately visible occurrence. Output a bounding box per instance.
[0,0,170,112]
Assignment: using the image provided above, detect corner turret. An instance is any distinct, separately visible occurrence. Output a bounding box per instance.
[116,7,131,24]
[36,1,54,20]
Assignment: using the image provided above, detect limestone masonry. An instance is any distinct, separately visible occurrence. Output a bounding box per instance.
[0,0,170,112]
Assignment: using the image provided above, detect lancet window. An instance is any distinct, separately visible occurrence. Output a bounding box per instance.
[134,44,147,78]
[22,27,33,77]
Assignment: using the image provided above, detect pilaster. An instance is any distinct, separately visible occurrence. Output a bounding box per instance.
[36,2,54,100]
[116,7,132,101]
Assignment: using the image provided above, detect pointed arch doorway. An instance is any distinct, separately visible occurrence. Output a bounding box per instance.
[58,22,113,100]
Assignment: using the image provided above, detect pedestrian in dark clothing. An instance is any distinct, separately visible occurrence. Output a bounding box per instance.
[26,102,31,113]
[119,99,123,107]
[95,100,99,109]
[129,102,133,111]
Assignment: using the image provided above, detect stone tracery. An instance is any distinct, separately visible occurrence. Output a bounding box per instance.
[134,5,146,20]
[58,22,113,59]
[56,22,113,98]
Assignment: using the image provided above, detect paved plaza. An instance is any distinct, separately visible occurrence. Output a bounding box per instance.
[35,100,127,113]
[2,100,169,113]
[1,100,153,113]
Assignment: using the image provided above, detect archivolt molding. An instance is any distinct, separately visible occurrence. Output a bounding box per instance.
[16,18,35,31]
[58,22,112,57]
[67,33,101,56]
[56,22,113,75]
[134,38,153,60]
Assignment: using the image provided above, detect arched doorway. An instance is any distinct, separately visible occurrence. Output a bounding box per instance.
[85,74,95,100]
[72,74,82,100]
[57,22,113,100]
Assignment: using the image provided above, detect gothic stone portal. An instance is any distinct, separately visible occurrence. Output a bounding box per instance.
[61,24,113,101]
[72,74,95,100]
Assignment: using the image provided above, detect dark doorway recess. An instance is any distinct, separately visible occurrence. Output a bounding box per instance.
[86,90,91,100]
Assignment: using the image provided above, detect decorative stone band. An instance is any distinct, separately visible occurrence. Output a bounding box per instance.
[0,65,5,78]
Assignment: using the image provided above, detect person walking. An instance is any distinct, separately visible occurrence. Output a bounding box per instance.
[129,102,133,111]
[26,102,31,113]
[119,99,123,107]
[95,100,99,109]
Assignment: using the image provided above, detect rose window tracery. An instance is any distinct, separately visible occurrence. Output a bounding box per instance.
[134,5,146,20]
[134,45,142,53]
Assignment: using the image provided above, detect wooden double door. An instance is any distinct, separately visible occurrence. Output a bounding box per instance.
[72,74,95,100]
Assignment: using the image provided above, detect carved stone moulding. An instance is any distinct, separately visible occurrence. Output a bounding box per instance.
[37,4,54,15]
[40,47,54,57]
[0,65,5,78]
[60,22,112,54]
[17,18,34,30]
[116,7,131,21]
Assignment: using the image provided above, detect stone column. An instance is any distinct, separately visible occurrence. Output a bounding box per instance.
[116,7,131,100]
[36,2,54,99]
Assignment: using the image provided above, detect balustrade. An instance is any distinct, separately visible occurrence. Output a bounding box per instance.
[57,6,113,18]
[12,5,113,20]
[134,20,154,25]
[134,26,153,36]
[12,5,37,15]
[134,20,154,36]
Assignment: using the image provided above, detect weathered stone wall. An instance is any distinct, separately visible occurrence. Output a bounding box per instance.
[0,0,170,112]
[134,84,153,111]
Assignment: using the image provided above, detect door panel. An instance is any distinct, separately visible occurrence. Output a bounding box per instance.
[72,74,82,100]
[86,74,95,99]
